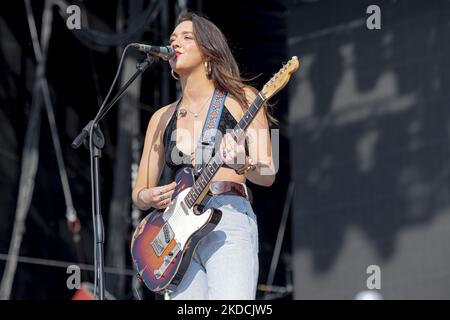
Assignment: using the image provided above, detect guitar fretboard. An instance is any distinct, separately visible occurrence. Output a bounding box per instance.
[184,92,266,208]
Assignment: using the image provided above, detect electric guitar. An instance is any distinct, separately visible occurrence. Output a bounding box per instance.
[130,56,300,293]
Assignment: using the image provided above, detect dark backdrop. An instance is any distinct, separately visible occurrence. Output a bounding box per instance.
[289,0,450,299]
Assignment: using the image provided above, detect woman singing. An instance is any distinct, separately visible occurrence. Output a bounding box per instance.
[132,12,276,300]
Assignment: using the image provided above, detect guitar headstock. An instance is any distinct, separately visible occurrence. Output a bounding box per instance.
[261,56,300,99]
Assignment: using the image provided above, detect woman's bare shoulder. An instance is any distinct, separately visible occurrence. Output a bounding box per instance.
[151,102,177,122]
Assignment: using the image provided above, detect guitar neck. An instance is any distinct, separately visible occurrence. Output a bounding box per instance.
[184,92,266,208]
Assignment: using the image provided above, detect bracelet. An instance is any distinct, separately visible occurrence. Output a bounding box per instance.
[235,157,256,175]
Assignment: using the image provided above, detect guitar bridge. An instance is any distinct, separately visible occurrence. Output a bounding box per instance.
[154,243,181,280]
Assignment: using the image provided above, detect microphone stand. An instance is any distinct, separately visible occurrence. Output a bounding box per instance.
[72,55,156,300]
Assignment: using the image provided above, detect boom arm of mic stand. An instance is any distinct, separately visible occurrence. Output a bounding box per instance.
[72,55,156,149]
[95,56,156,124]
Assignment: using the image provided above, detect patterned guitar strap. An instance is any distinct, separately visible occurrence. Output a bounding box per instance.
[193,87,227,176]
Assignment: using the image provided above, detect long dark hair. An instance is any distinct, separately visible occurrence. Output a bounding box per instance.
[175,12,277,126]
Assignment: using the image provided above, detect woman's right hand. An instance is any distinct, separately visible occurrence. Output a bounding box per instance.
[138,181,177,210]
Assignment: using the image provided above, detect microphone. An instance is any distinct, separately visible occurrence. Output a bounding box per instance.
[131,43,175,61]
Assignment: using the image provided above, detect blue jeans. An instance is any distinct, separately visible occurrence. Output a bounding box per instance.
[170,195,259,300]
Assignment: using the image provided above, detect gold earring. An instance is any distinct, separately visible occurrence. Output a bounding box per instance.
[171,69,180,80]
[204,61,212,77]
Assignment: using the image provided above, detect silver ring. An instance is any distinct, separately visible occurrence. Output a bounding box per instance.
[159,189,163,195]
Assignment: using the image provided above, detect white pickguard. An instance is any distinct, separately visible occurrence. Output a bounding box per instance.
[162,187,213,249]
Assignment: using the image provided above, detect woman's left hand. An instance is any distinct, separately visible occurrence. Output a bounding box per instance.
[219,133,247,171]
